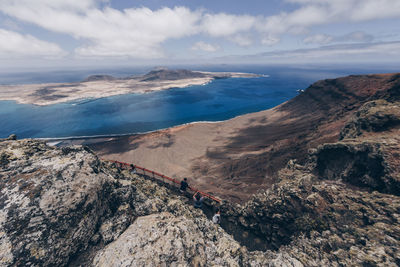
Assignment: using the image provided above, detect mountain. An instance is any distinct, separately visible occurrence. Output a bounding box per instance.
[139,69,207,81]
[82,75,116,82]
[88,73,400,203]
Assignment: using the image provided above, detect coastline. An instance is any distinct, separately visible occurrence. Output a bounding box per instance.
[40,121,225,141]
[0,71,262,106]
[39,100,284,142]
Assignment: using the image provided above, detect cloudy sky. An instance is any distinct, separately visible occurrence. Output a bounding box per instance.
[1,0,400,68]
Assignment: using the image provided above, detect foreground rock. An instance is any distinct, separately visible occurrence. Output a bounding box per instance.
[94,212,241,266]
[0,139,137,266]
[0,139,301,266]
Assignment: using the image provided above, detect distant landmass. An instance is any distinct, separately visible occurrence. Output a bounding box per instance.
[139,69,207,81]
[0,68,260,106]
[82,74,116,82]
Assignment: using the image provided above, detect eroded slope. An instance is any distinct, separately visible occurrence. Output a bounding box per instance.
[90,73,400,202]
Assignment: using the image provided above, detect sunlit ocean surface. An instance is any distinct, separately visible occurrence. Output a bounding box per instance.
[0,65,398,138]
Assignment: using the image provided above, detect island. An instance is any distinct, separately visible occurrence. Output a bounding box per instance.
[0,69,261,106]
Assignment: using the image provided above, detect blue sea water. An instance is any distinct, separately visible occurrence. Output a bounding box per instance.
[0,65,398,138]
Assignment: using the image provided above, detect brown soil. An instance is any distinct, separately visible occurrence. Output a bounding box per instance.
[77,73,400,203]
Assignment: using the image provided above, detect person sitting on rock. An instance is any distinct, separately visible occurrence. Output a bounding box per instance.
[193,191,204,209]
[180,178,189,193]
[212,208,221,224]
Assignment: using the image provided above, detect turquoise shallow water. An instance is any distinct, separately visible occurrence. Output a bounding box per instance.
[1,65,397,138]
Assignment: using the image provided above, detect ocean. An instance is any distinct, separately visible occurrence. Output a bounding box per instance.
[0,65,398,139]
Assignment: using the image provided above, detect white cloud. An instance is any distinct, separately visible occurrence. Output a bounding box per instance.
[256,41,400,62]
[260,0,400,39]
[304,34,333,44]
[0,1,202,58]
[304,31,374,45]
[191,41,219,52]
[0,29,65,58]
[0,0,399,58]
[201,13,256,37]
[229,35,253,47]
[261,36,280,46]
[341,31,374,42]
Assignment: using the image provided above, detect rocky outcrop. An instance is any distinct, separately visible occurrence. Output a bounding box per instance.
[313,140,400,195]
[94,212,241,266]
[0,140,136,266]
[317,99,400,195]
[340,100,400,139]
[98,164,305,267]
[220,162,400,266]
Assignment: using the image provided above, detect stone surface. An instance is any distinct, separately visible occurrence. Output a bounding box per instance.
[222,166,400,266]
[340,99,400,139]
[313,141,400,195]
[94,212,236,266]
[0,140,136,266]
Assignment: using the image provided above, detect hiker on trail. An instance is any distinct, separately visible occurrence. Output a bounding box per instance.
[180,178,189,193]
[130,164,136,174]
[193,191,204,209]
[212,209,221,224]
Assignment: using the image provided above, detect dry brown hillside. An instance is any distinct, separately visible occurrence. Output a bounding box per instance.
[84,73,400,202]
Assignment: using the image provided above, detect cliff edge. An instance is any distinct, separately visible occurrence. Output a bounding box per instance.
[89,73,400,203]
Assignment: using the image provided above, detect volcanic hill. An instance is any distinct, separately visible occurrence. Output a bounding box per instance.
[83,73,400,203]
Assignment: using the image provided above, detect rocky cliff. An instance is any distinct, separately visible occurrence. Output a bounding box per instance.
[87,72,400,203]
[1,73,400,266]
[220,94,400,266]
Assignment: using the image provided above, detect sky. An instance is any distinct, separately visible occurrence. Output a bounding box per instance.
[0,0,400,69]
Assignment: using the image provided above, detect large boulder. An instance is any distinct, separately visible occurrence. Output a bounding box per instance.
[313,141,400,195]
[0,140,134,266]
[93,212,242,266]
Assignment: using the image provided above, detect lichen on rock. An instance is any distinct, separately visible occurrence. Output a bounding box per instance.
[0,139,136,266]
